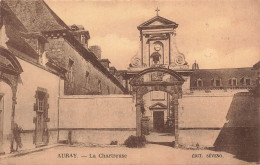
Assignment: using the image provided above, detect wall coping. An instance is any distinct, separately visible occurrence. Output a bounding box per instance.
[183,93,236,97]
[59,94,133,99]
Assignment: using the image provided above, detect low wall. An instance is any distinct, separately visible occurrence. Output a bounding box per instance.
[58,95,135,144]
[179,91,259,148]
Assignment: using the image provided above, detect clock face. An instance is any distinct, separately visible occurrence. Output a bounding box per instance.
[154,44,161,51]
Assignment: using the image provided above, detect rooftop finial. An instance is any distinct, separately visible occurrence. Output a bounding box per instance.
[155,7,160,16]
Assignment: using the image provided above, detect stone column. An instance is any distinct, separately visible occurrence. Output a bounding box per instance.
[136,93,142,136]
[10,86,17,152]
[172,93,179,147]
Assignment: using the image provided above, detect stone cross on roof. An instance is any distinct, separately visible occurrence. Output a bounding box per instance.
[155,7,160,16]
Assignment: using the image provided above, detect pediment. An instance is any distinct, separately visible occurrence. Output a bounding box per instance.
[149,20,165,26]
[138,16,178,30]
[149,102,167,110]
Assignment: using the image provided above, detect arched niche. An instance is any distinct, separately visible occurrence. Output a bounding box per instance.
[0,47,23,153]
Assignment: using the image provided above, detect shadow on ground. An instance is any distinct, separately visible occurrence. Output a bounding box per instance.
[213,92,259,163]
[147,141,175,147]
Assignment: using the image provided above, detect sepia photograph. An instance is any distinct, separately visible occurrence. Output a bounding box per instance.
[0,0,259,164]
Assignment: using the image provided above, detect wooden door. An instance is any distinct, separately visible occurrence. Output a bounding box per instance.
[35,91,46,146]
[153,111,164,132]
[35,112,44,145]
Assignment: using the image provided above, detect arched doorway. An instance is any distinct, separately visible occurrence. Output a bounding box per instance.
[0,47,23,153]
[130,67,184,147]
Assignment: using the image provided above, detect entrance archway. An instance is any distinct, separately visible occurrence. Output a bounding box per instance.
[130,67,184,147]
[0,47,23,153]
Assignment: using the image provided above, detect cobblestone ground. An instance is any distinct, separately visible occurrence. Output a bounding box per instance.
[0,144,254,165]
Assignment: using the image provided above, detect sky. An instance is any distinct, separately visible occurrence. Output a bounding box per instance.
[45,0,260,70]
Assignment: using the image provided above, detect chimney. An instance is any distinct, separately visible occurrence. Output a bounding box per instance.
[192,60,199,70]
[89,45,101,59]
[69,25,90,49]
[99,59,110,69]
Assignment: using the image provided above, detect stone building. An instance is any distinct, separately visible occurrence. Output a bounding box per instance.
[0,0,126,154]
[0,0,258,158]
[120,12,259,147]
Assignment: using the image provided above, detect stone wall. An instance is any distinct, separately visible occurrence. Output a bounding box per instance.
[179,89,259,149]
[45,38,124,95]
[58,95,135,144]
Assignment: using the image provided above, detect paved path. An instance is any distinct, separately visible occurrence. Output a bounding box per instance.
[0,144,253,165]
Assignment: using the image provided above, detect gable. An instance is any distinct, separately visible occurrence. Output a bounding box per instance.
[149,20,165,26]
[138,16,178,30]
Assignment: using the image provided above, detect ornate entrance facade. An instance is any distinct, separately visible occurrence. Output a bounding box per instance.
[130,67,184,147]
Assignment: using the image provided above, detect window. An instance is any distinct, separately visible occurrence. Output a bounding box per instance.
[81,35,85,44]
[197,79,203,87]
[245,78,251,85]
[107,86,110,95]
[98,80,102,94]
[229,78,237,86]
[37,91,45,112]
[232,78,237,86]
[85,71,90,87]
[37,40,45,55]
[34,88,49,116]
[37,40,45,64]
[68,59,74,82]
[212,78,221,87]
[216,79,221,86]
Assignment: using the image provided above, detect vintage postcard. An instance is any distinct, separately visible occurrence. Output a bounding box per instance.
[0,0,259,164]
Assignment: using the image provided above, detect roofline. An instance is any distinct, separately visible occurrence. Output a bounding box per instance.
[63,31,127,93]
[40,29,127,93]
[42,0,70,30]
[193,67,253,71]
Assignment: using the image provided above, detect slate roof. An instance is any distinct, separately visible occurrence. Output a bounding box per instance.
[253,61,260,69]
[5,24,39,58]
[1,3,39,58]
[2,0,69,32]
[1,0,126,93]
[190,67,257,89]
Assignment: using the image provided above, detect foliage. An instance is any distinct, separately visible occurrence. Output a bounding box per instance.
[110,140,118,145]
[124,135,146,148]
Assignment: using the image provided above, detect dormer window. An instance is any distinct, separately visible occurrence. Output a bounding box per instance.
[245,78,251,85]
[229,78,238,86]
[107,86,110,95]
[37,39,45,55]
[81,34,85,44]
[216,79,221,86]
[211,78,222,87]
[232,78,237,86]
[197,79,203,87]
[37,39,45,64]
